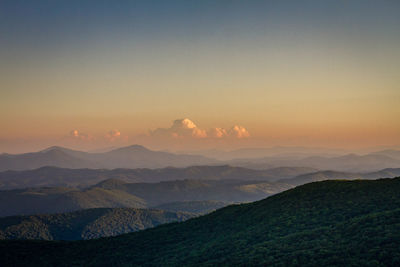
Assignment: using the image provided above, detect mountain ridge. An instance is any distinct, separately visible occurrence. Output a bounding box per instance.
[0,165,315,190]
[0,145,218,171]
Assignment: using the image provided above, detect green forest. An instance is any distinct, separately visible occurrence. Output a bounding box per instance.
[0,208,192,240]
[2,177,400,266]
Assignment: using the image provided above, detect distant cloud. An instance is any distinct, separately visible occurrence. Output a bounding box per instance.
[68,129,127,144]
[70,130,79,138]
[229,125,250,138]
[150,118,249,140]
[69,130,94,141]
[151,118,207,139]
[208,127,228,138]
[105,129,121,141]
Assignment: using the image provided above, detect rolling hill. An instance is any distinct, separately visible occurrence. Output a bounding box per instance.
[0,179,292,217]
[0,186,146,217]
[1,177,399,266]
[0,208,193,240]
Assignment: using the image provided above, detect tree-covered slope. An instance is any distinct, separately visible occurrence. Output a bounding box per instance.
[0,186,146,217]
[0,179,291,217]
[0,208,193,241]
[153,200,229,214]
[1,177,400,266]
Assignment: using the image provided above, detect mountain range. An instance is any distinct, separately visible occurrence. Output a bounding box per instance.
[2,145,400,172]
[2,165,400,218]
[279,168,400,186]
[230,152,400,172]
[1,177,399,266]
[0,165,316,190]
[180,146,347,160]
[0,145,218,171]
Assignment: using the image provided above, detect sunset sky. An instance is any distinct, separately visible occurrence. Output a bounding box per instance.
[1,0,399,153]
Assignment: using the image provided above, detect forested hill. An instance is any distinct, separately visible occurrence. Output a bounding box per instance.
[2,177,400,266]
[0,208,193,241]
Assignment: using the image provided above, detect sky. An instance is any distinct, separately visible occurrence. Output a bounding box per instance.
[1,0,399,153]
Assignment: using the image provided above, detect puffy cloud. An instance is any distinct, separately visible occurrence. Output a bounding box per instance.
[172,118,197,130]
[208,127,228,138]
[192,128,207,138]
[150,119,249,140]
[229,125,250,138]
[151,118,207,139]
[69,130,94,141]
[105,129,121,141]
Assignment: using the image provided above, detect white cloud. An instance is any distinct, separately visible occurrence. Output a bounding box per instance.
[208,127,228,138]
[150,118,249,140]
[229,125,250,138]
[151,118,207,139]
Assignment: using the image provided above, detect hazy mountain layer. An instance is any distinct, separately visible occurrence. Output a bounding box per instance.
[280,168,400,186]
[0,208,193,240]
[2,166,400,218]
[1,177,399,266]
[0,165,316,190]
[0,145,218,171]
[2,145,400,173]
[230,152,400,172]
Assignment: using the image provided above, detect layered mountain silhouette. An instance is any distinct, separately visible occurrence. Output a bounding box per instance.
[229,152,400,172]
[0,208,193,240]
[0,165,316,190]
[1,177,399,266]
[0,145,218,171]
[182,146,346,160]
[2,164,400,218]
[370,149,400,160]
[2,145,400,172]
[279,168,400,186]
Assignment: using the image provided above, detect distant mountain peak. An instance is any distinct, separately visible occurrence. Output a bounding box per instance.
[40,146,67,152]
[40,146,83,154]
[109,144,150,153]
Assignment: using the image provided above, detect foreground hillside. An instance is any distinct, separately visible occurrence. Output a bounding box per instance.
[0,208,193,240]
[2,177,400,266]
